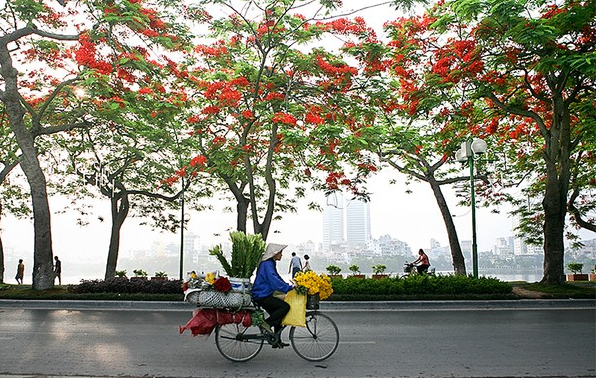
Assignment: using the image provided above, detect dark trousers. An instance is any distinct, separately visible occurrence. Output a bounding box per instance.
[417,264,430,274]
[255,295,290,331]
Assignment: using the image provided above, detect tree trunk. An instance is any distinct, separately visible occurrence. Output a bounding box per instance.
[0,218,4,284]
[540,89,571,285]
[1,45,54,289]
[428,179,467,275]
[541,150,567,285]
[104,192,129,280]
[236,199,248,234]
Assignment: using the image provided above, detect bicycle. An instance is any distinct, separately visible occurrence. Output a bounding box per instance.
[214,305,339,362]
[400,262,435,278]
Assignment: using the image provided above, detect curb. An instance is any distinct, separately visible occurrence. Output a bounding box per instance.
[1,298,594,311]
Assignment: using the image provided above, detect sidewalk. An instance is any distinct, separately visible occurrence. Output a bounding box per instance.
[1,298,593,311]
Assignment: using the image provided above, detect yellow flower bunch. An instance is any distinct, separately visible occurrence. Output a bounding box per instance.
[294,271,333,300]
[205,272,216,284]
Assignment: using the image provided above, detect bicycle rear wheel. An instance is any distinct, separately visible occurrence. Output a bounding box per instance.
[215,323,264,362]
[290,312,339,361]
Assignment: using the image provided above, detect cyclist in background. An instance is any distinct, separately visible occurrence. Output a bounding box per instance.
[412,249,430,274]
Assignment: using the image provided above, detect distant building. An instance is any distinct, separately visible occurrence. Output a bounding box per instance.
[494,237,514,257]
[323,196,345,252]
[346,198,371,248]
[569,238,596,260]
[514,236,541,256]
[428,239,449,259]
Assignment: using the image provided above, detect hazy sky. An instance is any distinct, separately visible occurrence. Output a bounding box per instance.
[4,170,518,261]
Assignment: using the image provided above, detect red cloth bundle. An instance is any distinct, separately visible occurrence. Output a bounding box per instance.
[179,309,252,336]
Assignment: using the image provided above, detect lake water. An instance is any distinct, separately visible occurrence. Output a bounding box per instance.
[13,270,544,286]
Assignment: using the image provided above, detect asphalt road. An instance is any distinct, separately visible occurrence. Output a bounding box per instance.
[0,303,594,378]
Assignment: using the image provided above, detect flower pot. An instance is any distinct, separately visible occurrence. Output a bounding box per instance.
[306,293,320,310]
[328,275,343,279]
[131,276,148,281]
[151,277,168,281]
[372,274,388,280]
[590,273,596,282]
[566,274,589,281]
[229,277,251,292]
[351,274,365,279]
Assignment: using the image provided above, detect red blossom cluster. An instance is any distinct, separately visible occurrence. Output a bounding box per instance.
[357,163,377,173]
[316,17,370,36]
[272,112,297,126]
[305,112,325,125]
[195,41,229,57]
[241,110,254,119]
[325,172,350,190]
[203,80,246,107]
[190,155,207,167]
[264,92,286,101]
[202,105,221,115]
[315,56,357,77]
[75,34,113,75]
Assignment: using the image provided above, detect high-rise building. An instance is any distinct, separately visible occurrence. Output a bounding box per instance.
[346,198,371,248]
[323,196,345,252]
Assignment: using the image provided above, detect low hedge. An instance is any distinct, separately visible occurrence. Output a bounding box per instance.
[329,275,512,298]
[67,278,184,295]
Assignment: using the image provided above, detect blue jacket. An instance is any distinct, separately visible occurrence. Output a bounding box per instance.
[252,259,293,300]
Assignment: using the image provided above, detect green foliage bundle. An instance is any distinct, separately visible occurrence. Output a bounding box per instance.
[330,275,513,299]
[209,231,266,278]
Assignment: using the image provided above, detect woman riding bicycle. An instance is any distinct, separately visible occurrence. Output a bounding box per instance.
[412,248,431,274]
[252,243,296,347]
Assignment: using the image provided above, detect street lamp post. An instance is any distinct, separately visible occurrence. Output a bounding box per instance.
[456,138,488,279]
[179,183,185,281]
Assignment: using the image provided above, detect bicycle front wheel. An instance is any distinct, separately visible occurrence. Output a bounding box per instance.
[290,312,339,361]
[215,323,264,362]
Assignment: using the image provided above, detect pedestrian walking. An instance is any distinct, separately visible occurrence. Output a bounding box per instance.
[15,259,24,285]
[288,252,302,278]
[303,254,311,272]
[53,256,62,285]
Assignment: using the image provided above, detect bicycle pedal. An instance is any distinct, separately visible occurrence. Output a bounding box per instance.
[272,341,289,349]
[264,333,277,344]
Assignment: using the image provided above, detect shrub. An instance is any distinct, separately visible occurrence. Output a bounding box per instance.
[133,269,148,277]
[372,264,387,274]
[115,270,127,278]
[326,265,342,275]
[330,275,511,297]
[68,278,183,295]
[567,263,584,274]
[349,265,360,274]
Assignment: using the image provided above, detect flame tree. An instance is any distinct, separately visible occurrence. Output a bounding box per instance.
[0,0,196,288]
[376,0,595,283]
[176,0,391,239]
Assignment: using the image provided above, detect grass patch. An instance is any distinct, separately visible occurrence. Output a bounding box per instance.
[520,283,595,299]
